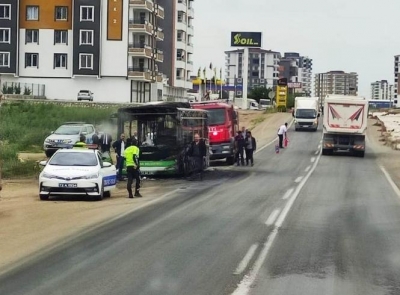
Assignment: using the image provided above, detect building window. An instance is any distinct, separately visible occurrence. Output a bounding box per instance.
[26,6,39,21]
[79,53,93,69]
[25,53,39,68]
[0,28,10,43]
[80,30,93,45]
[0,5,11,20]
[80,6,94,21]
[54,30,68,44]
[26,29,39,44]
[0,52,10,67]
[54,53,67,69]
[55,6,68,21]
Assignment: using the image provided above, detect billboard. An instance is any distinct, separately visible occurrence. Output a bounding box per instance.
[287,82,302,88]
[231,32,262,48]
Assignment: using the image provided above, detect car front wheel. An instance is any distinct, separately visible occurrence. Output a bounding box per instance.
[40,194,49,201]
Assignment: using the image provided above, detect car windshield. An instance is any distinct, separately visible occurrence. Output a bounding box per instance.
[260,100,270,105]
[54,126,82,135]
[80,90,89,93]
[207,108,226,125]
[295,109,317,119]
[49,152,98,166]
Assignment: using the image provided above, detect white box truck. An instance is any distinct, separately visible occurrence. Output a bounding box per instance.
[293,97,320,131]
[322,95,368,157]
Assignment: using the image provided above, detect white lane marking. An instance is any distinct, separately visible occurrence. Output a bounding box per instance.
[317,144,321,149]
[311,157,316,163]
[231,147,323,295]
[265,209,281,225]
[233,244,259,275]
[380,166,400,198]
[305,165,311,172]
[232,229,279,295]
[255,118,294,154]
[295,176,303,183]
[282,188,294,200]
[315,150,319,155]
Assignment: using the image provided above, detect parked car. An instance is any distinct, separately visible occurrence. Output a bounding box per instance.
[77,90,94,101]
[43,122,96,157]
[38,148,117,201]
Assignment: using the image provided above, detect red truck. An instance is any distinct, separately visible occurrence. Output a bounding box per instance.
[191,101,239,165]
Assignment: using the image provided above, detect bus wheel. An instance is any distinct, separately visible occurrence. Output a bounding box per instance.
[226,156,235,165]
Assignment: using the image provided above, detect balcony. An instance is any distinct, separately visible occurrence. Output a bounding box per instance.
[128,43,153,58]
[156,73,163,83]
[156,29,164,41]
[129,0,153,12]
[156,4,164,19]
[187,24,194,36]
[155,49,164,62]
[129,20,153,35]
[176,38,186,50]
[128,67,152,81]
[188,6,194,18]
[177,0,186,13]
[186,42,194,53]
[176,57,186,69]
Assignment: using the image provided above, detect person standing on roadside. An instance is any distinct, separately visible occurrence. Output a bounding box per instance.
[92,131,100,149]
[235,130,245,166]
[277,122,288,149]
[245,131,256,166]
[124,138,142,198]
[112,133,126,181]
[187,133,207,180]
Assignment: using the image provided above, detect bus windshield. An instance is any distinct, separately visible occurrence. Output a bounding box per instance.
[207,108,226,125]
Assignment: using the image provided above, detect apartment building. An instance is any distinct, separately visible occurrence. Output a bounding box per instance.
[394,55,400,105]
[278,53,312,95]
[370,80,394,100]
[157,0,194,91]
[0,0,191,102]
[314,71,358,98]
[224,48,280,97]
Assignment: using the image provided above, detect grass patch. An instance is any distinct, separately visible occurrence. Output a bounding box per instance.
[0,101,117,178]
[249,116,266,130]
[263,107,278,114]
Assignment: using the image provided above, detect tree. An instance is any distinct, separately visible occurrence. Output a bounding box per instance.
[248,87,273,103]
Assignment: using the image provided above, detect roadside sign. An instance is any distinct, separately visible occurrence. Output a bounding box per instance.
[231,32,262,48]
[268,91,275,99]
[276,86,287,107]
[287,82,302,88]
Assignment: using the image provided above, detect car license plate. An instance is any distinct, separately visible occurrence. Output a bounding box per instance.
[59,183,78,188]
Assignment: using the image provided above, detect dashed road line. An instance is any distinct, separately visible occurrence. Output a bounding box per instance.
[233,244,259,275]
[311,157,316,163]
[305,165,311,172]
[265,209,281,226]
[282,188,294,200]
[295,176,303,183]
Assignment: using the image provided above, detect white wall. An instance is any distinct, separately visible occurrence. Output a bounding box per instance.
[100,0,129,76]
[19,29,73,78]
[3,76,131,102]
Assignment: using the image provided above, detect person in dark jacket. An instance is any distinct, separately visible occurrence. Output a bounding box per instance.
[92,131,100,148]
[245,131,256,166]
[234,131,245,166]
[112,133,126,181]
[187,133,207,178]
[100,132,112,153]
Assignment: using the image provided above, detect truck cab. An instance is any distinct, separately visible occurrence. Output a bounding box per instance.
[293,97,320,131]
[191,101,239,165]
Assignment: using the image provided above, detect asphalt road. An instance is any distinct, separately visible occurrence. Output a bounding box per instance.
[1,122,400,295]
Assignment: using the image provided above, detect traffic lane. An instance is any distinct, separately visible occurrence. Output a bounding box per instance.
[0,127,322,295]
[249,149,400,295]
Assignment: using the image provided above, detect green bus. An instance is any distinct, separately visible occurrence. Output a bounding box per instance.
[114,102,209,176]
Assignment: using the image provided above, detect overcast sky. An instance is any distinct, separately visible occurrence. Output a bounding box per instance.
[192,0,400,98]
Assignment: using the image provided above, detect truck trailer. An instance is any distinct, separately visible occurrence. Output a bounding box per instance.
[322,95,368,157]
[293,97,320,131]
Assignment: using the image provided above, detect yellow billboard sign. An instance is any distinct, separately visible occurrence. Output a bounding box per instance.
[276,86,287,107]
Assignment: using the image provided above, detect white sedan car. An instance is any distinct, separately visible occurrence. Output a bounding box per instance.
[38,148,117,201]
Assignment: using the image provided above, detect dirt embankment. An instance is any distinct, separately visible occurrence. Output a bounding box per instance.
[0,111,292,273]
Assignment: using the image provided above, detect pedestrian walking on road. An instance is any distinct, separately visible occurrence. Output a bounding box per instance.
[235,131,245,166]
[277,123,288,149]
[241,126,248,162]
[245,131,256,166]
[112,133,126,181]
[124,138,142,198]
[187,133,207,180]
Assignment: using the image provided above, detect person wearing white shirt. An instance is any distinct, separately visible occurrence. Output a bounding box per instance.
[112,133,126,181]
[277,123,288,148]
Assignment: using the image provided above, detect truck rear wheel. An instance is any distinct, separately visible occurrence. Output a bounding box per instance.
[322,149,332,156]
